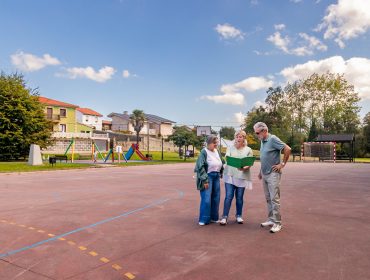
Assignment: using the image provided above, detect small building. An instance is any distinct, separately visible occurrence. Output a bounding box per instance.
[102,120,112,131]
[107,111,175,137]
[76,108,104,131]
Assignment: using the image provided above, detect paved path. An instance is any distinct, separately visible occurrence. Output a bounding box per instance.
[0,162,369,279]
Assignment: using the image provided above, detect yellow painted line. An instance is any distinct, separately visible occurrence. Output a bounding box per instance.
[37,230,45,233]
[89,251,98,257]
[100,257,110,263]
[19,224,27,227]
[78,246,87,251]
[124,272,136,279]
[68,241,76,246]
[112,264,122,271]
[48,234,55,237]
[1,220,7,223]
[58,237,66,241]
[28,227,35,230]
[9,222,16,225]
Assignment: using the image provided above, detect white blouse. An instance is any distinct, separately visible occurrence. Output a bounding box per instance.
[205,148,223,173]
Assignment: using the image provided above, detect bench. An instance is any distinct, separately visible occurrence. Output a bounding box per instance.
[292,153,301,162]
[55,155,68,163]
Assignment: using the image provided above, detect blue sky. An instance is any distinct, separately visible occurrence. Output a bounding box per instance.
[1,0,370,129]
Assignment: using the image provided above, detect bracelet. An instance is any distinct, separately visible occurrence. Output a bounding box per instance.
[281,162,285,166]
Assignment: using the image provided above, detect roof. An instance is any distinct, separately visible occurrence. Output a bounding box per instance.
[38,96,79,108]
[77,108,103,117]
[102,120,112,124]
[107,112,175,124]
[316,134,355,142]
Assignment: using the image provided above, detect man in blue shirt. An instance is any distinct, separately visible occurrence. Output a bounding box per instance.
[254,122,291,233]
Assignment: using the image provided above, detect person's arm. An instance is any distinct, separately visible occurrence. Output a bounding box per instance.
[272,144,291,172]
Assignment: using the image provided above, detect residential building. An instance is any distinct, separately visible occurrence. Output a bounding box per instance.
[102,120,112,131]
[76,108,103,131]
[107,111,175,137]
[38,96,94,133]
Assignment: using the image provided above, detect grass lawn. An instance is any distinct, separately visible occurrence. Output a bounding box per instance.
[0,162,98,173]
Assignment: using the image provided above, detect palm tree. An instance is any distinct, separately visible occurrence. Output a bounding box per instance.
[130,109,146,145]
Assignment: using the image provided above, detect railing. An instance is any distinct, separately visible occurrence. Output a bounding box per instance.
[51,132,109,139]
[46,114,60,121]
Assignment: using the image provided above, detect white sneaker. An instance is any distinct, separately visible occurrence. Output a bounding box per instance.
[270,223,282,233]
[236,217,244,224]
[219,218,227,225]
[199,222,205,226]
[260,220,275,227]
[210,220,220,223]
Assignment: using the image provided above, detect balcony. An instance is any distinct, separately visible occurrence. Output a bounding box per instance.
[46,114,60,122]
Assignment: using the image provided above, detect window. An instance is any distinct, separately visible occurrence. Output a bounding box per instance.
[59,124,66,132]
[47,108,53,119]
[60,108,66,117]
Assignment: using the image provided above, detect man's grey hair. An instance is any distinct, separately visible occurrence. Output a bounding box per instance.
[253,122,268,132]
[206,135,218,145]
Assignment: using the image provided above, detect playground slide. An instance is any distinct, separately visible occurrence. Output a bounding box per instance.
[134,148,150,161]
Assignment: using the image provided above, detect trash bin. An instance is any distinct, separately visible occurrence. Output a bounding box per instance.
[49,157,56,166]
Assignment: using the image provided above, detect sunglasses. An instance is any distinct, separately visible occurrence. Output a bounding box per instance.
[255,130,264,135]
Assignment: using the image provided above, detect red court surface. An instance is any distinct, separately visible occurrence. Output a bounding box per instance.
[1,162,369,280]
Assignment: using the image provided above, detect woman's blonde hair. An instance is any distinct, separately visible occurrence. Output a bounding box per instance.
[234,130,248,147]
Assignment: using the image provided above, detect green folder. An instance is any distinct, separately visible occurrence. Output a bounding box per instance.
[226,156,256,168]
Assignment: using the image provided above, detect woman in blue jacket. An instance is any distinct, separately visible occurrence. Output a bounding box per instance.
[194,135,224,226]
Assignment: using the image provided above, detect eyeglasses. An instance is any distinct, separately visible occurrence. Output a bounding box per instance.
[255,130,264,135]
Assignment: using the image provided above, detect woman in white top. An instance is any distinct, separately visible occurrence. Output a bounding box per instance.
[194,135,224,226]
[220,130,253,225]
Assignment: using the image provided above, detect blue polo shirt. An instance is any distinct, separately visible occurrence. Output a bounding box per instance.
[260,134,286,175]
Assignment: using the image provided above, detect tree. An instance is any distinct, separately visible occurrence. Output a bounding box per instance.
[167,126,197,160]
[362,112,370,156]
[219,126,235,140]
[0,73,52,160]
[129,109,146,145]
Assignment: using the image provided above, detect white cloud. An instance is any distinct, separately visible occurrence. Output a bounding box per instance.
[267,32,290,53]
[234,76,274,92]
[201,92,245,105]
[201,76,273,105]
[64,66,116,83]
[122,70,130,78]
[299,33,328,51]
[316,0,370,48]
[11,51,61,72]
[250,0,259,6]
[215,23,245,40]
[274,24,286,31]
[234,112,245,124]
[280,55,370,99]
[290,0,303,3]
[267,31,327,56]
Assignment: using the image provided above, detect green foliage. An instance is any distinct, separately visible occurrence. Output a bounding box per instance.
[219,126,236,140]
[129,109,146,144]
[167,126,199,160]
[0,73,52,160]
[244,72,361,154]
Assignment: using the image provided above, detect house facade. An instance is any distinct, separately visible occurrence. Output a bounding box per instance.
[76,108,103,131]
[38,97,80,133]
[107,111,175,137]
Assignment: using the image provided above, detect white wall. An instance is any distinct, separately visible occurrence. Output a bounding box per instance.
[76,111,103,130]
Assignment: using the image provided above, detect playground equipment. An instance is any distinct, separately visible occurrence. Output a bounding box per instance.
[124,144,151,161]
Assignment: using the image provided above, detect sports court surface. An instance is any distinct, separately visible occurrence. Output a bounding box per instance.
[1,162,369,280]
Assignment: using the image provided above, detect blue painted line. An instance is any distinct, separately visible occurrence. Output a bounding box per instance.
[0,197,172,258]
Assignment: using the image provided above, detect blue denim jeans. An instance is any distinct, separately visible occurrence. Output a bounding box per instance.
[222,183,245,219]
[199,172,220,224]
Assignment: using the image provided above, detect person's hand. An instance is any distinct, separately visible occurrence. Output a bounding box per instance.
[204,182,209,189]
[272,163,284,172]
[258,173,262,180]
[238,166,250,172]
